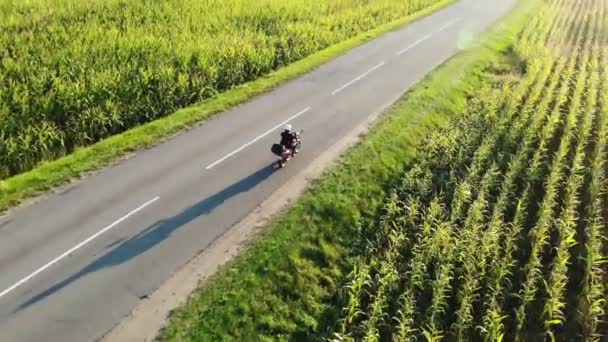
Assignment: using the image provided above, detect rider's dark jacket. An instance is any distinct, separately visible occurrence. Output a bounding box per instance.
[280,130,296,148]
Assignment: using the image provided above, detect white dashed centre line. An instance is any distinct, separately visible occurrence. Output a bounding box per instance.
[331,62,386,95]
[438,17,462,32]
[396,34,432,56]
[205,107,312,170]
[0,196,160,300]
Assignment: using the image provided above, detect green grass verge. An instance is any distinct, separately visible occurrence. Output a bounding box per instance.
[0,0,455,214]
[159,1,537,341]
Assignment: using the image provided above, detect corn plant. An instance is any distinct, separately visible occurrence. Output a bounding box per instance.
[513,11,592,338]
[327,2,608,340]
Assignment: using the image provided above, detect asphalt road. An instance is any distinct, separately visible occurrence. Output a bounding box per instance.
[0,1,517,341]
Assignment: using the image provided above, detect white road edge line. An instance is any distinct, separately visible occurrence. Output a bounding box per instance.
[396,34,432,56]
[0,196,160,300]
[205,107,312,170]
[437,17,462,32]
[331,61,386,95]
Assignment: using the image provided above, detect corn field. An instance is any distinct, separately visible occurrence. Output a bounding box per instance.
[331,0,608,340]
[0,0,442,179]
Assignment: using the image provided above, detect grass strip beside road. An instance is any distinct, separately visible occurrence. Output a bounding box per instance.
[159,2,535,340]
[0,0,455,215]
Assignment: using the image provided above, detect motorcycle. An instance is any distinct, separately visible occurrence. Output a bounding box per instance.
[271,130,302,168]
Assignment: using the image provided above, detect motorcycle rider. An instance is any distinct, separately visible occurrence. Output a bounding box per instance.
[280,124,298,155]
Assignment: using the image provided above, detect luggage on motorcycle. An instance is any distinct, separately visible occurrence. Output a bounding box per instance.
[271,143,284,155]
